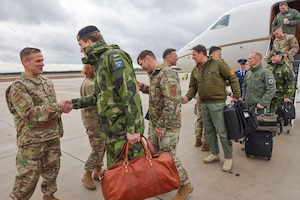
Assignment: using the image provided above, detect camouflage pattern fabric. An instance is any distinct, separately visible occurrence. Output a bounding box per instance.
[10,139,61,200]
[5,73,63,199]
[6,73,63,146]
[72,42,144,167]
[268,34,299,65]
[146,63,189,185]
[194,95,204,140]
[266,60,295,113]
[80,78,106,171]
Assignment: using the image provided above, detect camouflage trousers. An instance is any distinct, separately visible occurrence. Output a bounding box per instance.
[10,138,61,200]
[194,96,205,141]
[148,126,190,186]
[85,129,106,172]
[105,136,144,167]
[270,97,284,114]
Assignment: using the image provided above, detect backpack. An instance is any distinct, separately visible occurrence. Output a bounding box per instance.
[234,100,258,136]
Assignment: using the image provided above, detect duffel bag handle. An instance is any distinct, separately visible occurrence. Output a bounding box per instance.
[123,136,153,164]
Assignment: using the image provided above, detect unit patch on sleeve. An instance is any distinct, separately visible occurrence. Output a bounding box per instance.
[111,53,124,70]
[267,76,274,85]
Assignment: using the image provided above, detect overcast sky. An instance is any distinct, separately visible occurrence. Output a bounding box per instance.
[0,0,258,72]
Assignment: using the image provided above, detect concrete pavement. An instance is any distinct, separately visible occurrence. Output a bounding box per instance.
[0,73,300,200]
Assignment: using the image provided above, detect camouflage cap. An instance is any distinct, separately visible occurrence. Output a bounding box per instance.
[77,25,100,41]
[272,50,282,56]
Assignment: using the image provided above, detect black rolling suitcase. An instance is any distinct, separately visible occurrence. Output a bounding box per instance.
[224,104,243,142]
[245,130,274,160]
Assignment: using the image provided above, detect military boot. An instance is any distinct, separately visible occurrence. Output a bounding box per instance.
[201,141,209,151]
[9,193,18,200]
[194,138,202,147]
[222,159,233,172]
[173,182,193,200]
[203,154,220,163]
[43,194,59,200]
[82,171,96,190]
[93,166,102,181]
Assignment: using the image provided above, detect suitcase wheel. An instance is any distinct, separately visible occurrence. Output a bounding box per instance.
[246,154,250,158]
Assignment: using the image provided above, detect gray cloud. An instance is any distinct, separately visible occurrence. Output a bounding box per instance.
[0,0,257,72]
[0,0,70,24]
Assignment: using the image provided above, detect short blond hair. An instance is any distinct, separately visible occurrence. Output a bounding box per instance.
[250,51,262,61]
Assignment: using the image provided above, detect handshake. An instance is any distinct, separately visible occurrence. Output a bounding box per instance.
[60,100,73,113]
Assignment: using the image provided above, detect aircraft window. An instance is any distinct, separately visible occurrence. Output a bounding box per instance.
[211,15,230,30]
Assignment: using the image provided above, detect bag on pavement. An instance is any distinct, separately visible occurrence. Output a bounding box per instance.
[100,136,180,200]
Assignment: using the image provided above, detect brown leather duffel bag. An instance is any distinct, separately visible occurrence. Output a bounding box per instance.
[100,136,180,200]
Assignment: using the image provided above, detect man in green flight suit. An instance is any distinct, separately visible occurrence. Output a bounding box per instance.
[66,25,145,167]
[182,44,240,172]
[271,2,300,36]
[243,51,276,113]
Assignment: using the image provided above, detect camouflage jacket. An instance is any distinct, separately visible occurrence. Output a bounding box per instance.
[5,73,63,146]
[185,57,240,103]
[242,64,276,109]
[272,8,300,35]
[72,42,144,140]
[269,34,299,62]
[141,63,181,131]
[266,60,295,99]
[80,77,103,134]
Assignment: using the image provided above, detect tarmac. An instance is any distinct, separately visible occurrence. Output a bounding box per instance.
[0,72,300,200]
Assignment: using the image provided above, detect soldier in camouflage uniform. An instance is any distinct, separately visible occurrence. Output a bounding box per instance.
[243,51,276,113]
[5,47,71,200]
[266,26,299,67]
[266,50,295,121]
[137,50,193,200]
[80,64,106,190]
[69,25,144,167]
[194,95,205,148]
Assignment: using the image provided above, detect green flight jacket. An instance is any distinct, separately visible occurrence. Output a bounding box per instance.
[72,42,144,141]
[272,8,300,35]
[242,64,276,110]
[185,57,240,103]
